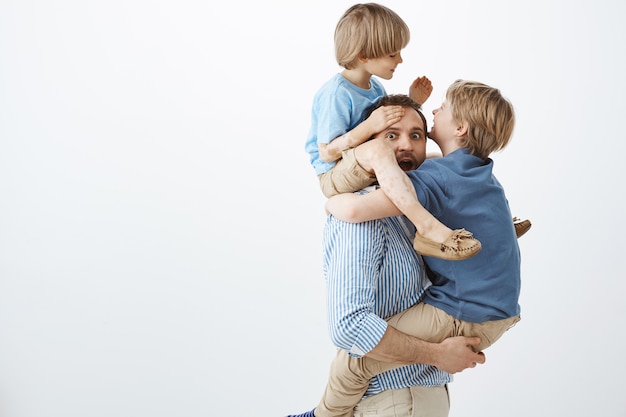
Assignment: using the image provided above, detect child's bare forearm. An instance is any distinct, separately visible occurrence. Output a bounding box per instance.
[319,123,375,163]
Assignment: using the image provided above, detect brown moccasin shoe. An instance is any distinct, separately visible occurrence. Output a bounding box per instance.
[413,229,481,260]
[513,217,532,239]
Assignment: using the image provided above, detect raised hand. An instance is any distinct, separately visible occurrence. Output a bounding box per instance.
[409,76,433,105]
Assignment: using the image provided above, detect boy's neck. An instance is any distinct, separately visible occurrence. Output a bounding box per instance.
[436,139,463,157]
[341,69,372,89]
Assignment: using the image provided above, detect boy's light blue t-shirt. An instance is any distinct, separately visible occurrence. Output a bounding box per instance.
[305,73,386,175]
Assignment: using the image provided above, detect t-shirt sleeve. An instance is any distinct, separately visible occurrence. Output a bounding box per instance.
[407,162,448,218]
[315,87,354,146]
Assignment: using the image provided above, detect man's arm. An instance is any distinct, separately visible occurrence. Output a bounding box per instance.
[326,188,401,222]
[367,325,485,374]
[324,215,484,375]
[324,216,391,353]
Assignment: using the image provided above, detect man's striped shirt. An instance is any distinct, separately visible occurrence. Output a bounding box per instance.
[323,213,450,396]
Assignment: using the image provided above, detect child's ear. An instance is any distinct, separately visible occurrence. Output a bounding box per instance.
[455,121,468,138]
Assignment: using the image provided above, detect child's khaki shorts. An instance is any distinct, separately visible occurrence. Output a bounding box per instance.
[318,148,376,198]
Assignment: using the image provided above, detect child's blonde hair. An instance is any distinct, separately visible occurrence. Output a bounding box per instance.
[447,79,515,160]
[334,3,410,70]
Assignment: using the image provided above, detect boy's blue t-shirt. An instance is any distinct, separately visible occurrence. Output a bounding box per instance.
[305,73,386,175]
[408,149,522,322]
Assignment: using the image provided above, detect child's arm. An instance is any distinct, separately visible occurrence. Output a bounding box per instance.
[326,188,402,222]
[408,76,433,105]
[318,105,404,163]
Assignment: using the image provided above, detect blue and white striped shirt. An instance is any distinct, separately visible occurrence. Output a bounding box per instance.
[323,213,450,395]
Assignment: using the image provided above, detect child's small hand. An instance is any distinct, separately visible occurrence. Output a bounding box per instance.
[366,105,404,134]
[409,76,433,105]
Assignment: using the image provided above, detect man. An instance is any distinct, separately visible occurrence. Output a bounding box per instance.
[289,95,485,417]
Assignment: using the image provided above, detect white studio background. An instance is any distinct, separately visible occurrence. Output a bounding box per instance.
[1,1,625,416]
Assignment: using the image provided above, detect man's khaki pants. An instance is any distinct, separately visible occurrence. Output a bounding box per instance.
[353,385,450,417]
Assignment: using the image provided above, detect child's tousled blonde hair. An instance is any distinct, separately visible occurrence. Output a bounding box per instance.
[447,79,515,160]
[334,3,410,70]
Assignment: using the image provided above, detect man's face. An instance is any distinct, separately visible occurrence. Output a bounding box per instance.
[372,106,426,172]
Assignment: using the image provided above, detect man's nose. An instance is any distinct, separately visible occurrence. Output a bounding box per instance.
[396,135,412,150]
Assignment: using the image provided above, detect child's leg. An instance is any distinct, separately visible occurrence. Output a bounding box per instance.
[354,139,480,260]
[318,148,376,198]
[457,315,521,351]
[314,349,378,417]
[385,304,520,353]
[315,306,520,417]
[314,303,451,417]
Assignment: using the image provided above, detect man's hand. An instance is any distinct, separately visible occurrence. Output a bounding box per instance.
[409,76,433,105]
[431,336,486,374]
[365,324,486,375]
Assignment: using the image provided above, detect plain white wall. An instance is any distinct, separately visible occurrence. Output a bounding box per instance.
[1,1,625,416]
